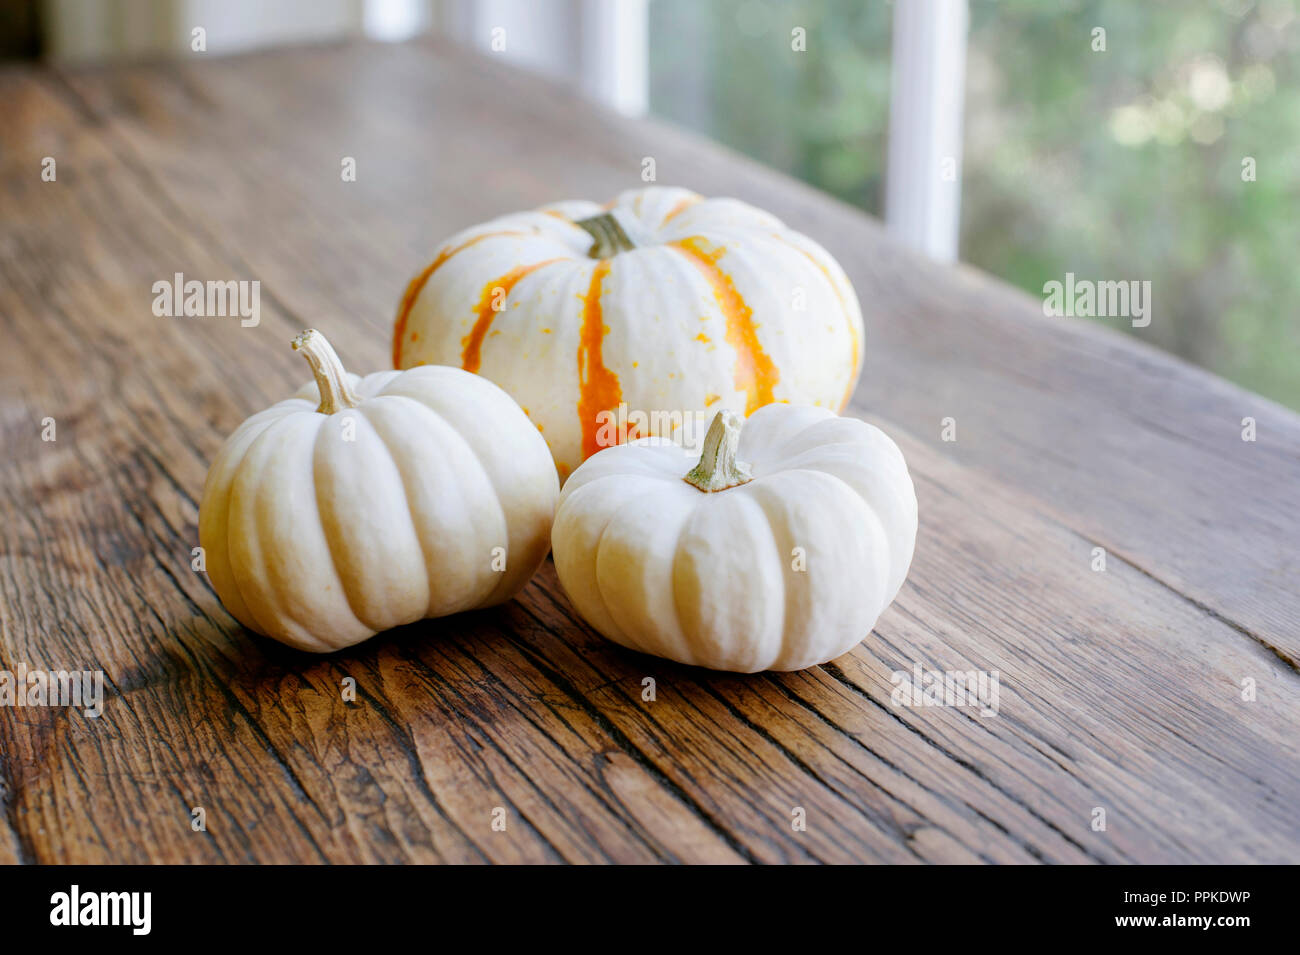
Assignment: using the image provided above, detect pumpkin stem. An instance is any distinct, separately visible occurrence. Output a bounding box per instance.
[575,212,637,259]
[292,329,361,414]
[684,410,753,492]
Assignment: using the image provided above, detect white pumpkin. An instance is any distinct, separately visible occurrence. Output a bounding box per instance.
[551,404,917,672]
[199,329,559,652]
[394,186,863,479]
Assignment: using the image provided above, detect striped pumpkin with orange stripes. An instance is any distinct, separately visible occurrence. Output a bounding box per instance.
[393,186,863,479]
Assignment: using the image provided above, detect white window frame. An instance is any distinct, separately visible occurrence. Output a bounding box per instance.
[884,0,969,263]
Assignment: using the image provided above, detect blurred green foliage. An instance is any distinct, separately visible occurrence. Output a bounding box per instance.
[650,0,1300,409]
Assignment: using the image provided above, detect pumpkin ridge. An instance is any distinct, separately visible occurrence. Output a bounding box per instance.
[736,486,791,671]
[601,476,697,662]
[355,399,439,618]
[393,229,532,368]
[248,412,350,648]
[576,260,624,460]
[461,258,564,374]
[589,487,643,651]
[656,481,717,666]
[776,435,911,601]
[794,463,897,609]
[203,412,292,639]
[555,477,635,644]
[669,237,780,416]
[797,468,893,664]
[673,485,783,672]
[308,411,388,634]
[768,232,861,410]
[745,469,874,671]
[660,193,702,225]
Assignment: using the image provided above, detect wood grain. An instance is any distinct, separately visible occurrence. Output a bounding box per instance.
[1,40,1297,863]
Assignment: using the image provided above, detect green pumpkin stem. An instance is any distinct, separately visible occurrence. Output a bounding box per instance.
[575,212,637,259]
[292,329,361,415]
[684,410,753,492]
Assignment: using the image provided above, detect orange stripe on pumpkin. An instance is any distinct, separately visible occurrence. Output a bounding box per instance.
[393,230,531,369]
[661,194,702,225]
[577,261,623,460]
[461,259,562,374]
[670,237,779,416]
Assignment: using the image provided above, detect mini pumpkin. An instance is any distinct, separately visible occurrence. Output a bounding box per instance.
[393,186,863,478]
[199,329,559,652]
[551,404,917,672]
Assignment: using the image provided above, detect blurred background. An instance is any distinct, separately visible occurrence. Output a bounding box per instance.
[3,0,1297,409]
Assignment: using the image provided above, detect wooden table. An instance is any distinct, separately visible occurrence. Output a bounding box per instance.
[2,38,1298,865]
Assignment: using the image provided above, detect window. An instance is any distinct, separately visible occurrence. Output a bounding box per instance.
[650,0,1300,410]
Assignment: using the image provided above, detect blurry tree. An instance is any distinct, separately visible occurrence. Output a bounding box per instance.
[649,0,1300,409]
